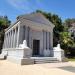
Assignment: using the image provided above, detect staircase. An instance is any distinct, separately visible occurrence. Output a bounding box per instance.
[30,57,59,64]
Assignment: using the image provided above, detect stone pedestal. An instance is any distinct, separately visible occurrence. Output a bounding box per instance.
[7,47,34,65]
[0,49,8,59]
[53,44,65,61]
[7,40,34,65]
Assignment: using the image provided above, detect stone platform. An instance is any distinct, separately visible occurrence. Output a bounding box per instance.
[7,56,59,65]
[30,57,59,64]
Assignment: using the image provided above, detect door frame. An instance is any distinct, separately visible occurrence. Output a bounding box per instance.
[32,39,40,56]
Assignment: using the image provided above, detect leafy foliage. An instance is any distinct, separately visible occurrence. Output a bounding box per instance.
[0,16,10,53]
[60,32,74,47]
[64,18,75,27]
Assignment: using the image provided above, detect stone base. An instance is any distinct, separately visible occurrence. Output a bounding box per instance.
[53,50,65,61]
[0,54,6,60]
[7,56,34,65]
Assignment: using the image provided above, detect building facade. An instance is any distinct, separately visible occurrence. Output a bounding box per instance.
[1,13,59,64]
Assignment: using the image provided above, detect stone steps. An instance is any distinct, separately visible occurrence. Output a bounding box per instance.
[30,57,59,64]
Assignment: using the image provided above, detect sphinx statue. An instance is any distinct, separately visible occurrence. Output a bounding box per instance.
[19,40,29,49]
[53,44,61,51]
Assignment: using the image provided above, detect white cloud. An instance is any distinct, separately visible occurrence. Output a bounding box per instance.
[7,0,30,10]
[7,0,44,12]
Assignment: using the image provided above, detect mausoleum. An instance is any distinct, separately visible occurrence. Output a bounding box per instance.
[0,13,65,65]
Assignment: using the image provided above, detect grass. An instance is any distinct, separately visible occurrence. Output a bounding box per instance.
[68,58,75,61]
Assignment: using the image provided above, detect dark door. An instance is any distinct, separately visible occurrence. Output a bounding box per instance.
[33,40,40,56]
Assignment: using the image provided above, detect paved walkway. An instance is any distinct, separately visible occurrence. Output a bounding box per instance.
[0,60,75,75]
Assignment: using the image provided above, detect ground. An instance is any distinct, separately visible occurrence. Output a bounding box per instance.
[68,58,75,61]
[0,60,75,75]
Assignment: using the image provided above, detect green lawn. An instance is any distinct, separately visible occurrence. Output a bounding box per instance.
[68,58,75,61]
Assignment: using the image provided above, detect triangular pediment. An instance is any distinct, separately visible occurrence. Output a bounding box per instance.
[18,13,55,28]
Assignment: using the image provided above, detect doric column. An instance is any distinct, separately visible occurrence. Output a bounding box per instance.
[7,32,9,48]
[9,31,11,48]
[50,32,53,49]
[3,37,5,48]
[27,27,30,47]
[15,27,18,48]
[28,27,31,47]
[16,25,20,47]
[25,26,27,40]
[29,28,32,48]
[43,30,44,50]
[11,30,13,48]
[5,33,8,48]
[13,29,15,48]
[47,32,49,49]
[13,28,17,48]
[49,32,51,49]
[25,26,28,46]
[22,25,25,41]
[46,31,47,49]
[9,32,11,48]
[13,30,15,48]
[43,31,46,49]
[30,28,33,49]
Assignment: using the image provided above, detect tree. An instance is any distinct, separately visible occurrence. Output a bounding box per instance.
[60,32,74,47]
[0,16,11,53]
[36,10,64,46]
[60,31,75,57]
[64,18,75,27]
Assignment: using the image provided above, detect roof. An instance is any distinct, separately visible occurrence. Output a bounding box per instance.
[18,12,55,27]
[5,12,55,31]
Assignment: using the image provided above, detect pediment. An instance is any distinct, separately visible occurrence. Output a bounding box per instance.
[18,13,55,28]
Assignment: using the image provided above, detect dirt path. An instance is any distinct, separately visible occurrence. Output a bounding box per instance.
[0,60,75,75]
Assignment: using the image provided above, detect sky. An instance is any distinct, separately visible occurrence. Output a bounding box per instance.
[0,0,75,22]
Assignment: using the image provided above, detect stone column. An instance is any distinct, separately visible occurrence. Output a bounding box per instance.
[12,30,15,48]
[27,27,30,47]
[25,26,28,46]
[4,34,7,48]
[30,28,32,49]
[10,30,13,48]
[49,32,51,49]
[5,33,8,48]
[50,31,53,56]
[22,25,25,41]
[16,25,21,47]
[9,32,11,48]
[13,28,17,48]
[43,30,44,50]
[28,27,31,48]
[43,31,46,50]
[43,31,51,56]
[15,27,18,48]
[47,32,49,49]
[3,34,6,48]
[50,32,53,49]
[9,31,11,48]
[11,30,13,48]
[46,31,47,49]
[7,32,9,48]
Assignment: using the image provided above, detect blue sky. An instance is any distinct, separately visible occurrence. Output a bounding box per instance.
[0,0,75,22]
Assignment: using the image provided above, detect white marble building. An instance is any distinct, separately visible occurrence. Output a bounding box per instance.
[0,13,65,64]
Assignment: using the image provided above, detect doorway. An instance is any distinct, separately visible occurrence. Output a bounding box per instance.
[33,40,40,56]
